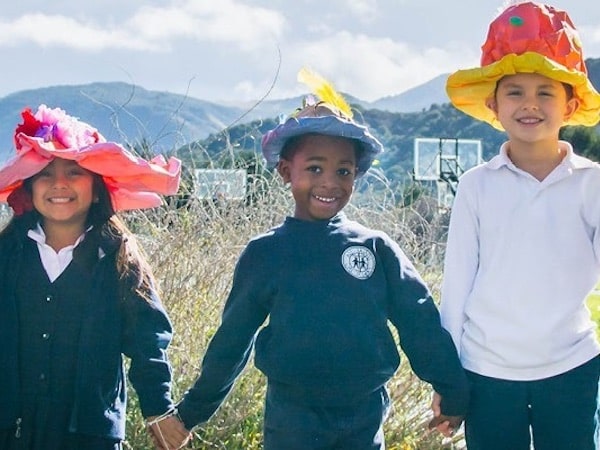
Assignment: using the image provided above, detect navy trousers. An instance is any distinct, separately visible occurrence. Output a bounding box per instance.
[465,355,600,450]
[263,384,390,450]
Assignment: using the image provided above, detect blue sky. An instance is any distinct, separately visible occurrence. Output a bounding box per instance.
[1,0,599,104]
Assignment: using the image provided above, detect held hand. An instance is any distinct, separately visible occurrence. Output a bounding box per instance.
[428,391,464,437]
[147,413,191,450]
[431,391,442,417]
[428,413,464,437]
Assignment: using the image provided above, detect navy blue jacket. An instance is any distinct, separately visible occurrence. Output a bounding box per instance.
[0,221,174,440]
[178,213,469,429]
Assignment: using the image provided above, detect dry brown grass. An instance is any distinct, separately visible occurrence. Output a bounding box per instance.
[0,172,465,449]
[121,172,465,449]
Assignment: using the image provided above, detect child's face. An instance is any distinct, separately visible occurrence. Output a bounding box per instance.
[486,73,579,144]
[31,158,96,231]
[277,134,357,221]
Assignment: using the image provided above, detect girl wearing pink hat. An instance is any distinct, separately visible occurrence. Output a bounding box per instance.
[435,2,600,449]
[0,105,181,449]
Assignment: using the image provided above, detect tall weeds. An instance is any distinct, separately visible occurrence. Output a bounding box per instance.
[119,170,465,449]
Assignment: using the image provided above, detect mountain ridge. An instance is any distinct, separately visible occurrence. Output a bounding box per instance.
[0,73,450,162]
[1,57,598,170]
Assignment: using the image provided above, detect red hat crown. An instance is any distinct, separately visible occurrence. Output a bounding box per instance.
[481,2,586,73]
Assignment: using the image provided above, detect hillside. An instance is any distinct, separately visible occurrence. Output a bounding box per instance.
[0,82,247,160]
[0,74,447,162]
[370,73,449,112]
[182,103,509,186]
[185,56,600,186]
[1,57,599,179]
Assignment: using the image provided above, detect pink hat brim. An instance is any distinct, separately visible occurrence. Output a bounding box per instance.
[0,134,181,211]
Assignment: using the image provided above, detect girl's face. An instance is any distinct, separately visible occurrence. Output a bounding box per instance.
[277,134,357,221]
[486,73,579,146]
[31,158,96,231]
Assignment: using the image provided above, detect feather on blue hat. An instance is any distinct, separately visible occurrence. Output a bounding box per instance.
[261,68,383,176]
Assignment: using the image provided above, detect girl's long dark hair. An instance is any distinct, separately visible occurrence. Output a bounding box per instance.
[91,174,158,303]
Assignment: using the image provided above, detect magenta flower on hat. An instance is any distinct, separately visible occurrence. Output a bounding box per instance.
[14,104,103,151]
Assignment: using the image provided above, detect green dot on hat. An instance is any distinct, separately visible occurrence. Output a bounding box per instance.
[509,16,524,26]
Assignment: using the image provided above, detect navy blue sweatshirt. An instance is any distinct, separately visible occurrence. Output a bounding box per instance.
[177,213,469,428]
[0,221,174,440]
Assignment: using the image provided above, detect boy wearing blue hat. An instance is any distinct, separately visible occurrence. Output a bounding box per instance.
[154,70,469,450]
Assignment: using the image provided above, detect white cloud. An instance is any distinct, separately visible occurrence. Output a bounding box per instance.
[274,31,479,101]
[0,0,598,103]
[232,79,260,99]
[343,0,379,22]
[0,0,286,52]
[129,0,286,50]
[578,25,600,57]
[0,14,159,50]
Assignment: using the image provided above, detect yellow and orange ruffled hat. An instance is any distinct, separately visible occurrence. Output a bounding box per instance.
[0,105,181,214]
[446,1,600,130]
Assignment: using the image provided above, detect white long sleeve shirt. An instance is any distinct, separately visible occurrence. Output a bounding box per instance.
[441,141,600,381]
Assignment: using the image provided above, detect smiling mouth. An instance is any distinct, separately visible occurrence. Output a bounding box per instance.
[47,197,73,204]
[517,117,543,124]
[313,194,337,203]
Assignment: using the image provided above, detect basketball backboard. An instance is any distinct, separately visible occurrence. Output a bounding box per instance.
[194,169,247,200]
[413,138,483,182]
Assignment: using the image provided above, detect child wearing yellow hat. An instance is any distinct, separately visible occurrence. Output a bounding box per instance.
[434,2,600,449]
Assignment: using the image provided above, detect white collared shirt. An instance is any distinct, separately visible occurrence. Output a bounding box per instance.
[441,141,600,380]
[27,223,87,283]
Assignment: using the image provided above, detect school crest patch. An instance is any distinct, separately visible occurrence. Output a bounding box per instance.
[341,246,375,280]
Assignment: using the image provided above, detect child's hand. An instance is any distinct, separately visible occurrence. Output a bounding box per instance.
[428,391,464,437]
[428,413,464,437]
[147,413,191,449]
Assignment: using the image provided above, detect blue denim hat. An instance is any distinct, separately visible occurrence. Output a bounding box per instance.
[261,99,383,177]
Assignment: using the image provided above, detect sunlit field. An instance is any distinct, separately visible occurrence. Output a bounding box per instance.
[119,170,465,450]
[587,289,600,337]
[6,165,600,449]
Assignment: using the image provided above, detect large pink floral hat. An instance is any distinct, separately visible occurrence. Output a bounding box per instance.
[446,1,600,130]
[0,105,181,213]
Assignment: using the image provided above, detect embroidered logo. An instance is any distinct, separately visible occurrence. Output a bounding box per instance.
[341,246,376,280]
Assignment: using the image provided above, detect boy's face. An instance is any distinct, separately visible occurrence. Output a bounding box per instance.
[486,73,579,145]
[277,134,357,221]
